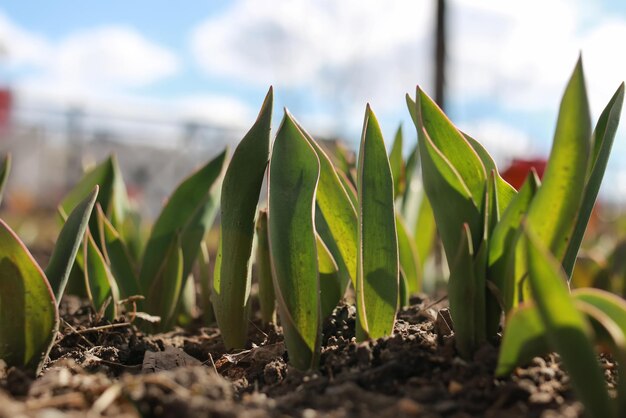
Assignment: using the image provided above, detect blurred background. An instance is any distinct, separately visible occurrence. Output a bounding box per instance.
[0,0,625,238]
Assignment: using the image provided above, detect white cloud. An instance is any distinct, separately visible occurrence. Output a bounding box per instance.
[0,11,49,68]
[0,10,251,131]
[450,0,624,116]
[0,11,179,99]
[191,0,435,119]
[51,26,179,88]
[174,94,253,127]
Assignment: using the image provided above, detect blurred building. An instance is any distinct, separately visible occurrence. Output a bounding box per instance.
[0,89,244,218]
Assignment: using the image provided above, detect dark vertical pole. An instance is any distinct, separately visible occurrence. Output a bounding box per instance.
[434,0,447,290]
[435,0,446,111]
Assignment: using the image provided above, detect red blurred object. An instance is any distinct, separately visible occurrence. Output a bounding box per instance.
[0,89,12,133]
[501,158,547,190]
[502,157,602,237]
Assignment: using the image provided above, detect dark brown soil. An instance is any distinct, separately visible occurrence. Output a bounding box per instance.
[0,295,604,418]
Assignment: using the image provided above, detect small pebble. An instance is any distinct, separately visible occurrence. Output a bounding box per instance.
[448,380,463,395]
[539,367,555,379]
[396,398,423,415]
[530,392,553,404]
[517,378,537,394]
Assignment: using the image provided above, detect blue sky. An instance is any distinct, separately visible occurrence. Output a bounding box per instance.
[1,0,626,197]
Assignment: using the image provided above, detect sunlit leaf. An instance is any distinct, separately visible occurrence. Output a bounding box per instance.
[389,125,405,198]
[84,232,120,321]
[268,110,321,370]
[488,172,540,315]
[140,149,226,328]
[198,242,215,325]
[414,194,436,273]
[448,224,478,358]
[396,213,421,294]
[0,219,58,373]
[355,105,399,341]
[524,58,591,294]
[574,288,626,417]
[212,87,272,348]
[255,209,275,325]
[97,206,140,299]
[61,156,128,245]
[496,304,549,376]
[46,186,98,303]
[463,132,516,214]
[417,88,487,211]
[315,208,351,303]
[144,235,183,331]
[524,227,612,418]
[295,118,358,289]
[410,88,481,262]
[563,83,624,276]
[316,234,342,320]
[401,144,420,217]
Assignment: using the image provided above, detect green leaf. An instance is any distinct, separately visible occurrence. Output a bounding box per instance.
[472,174,495,342]
[573,288,626,417]
[402,144,419,210]
[0,153,11,205]
[46,186,98,303]
[337,170,358,209]
[488,172,540,315]
[414,194,436,273]
[268,110,321,371]
[176,274,196,327]
[212,87,272,349]
[398,269,409,308]
[120,209,144,264]
[108,156,130,229]
[323,141,356,186]
[389,125,405,198]
[0,219,58,373]
[525,58,591,281]
[84,232,120,321]
[144,235,183,332]
[315,208,351,303]
[462,133,516,214]
[411,89,481,262]
[198,242,215,325]
[97,206,140,299]
[448,224,479,358]
[294,118,358,289]
[570,254,608,290]
[417,88,487,211]
[396,213,421,294]
[496,304,550,376]
[140,149,226,319]
[316,234,342,320]
[61,156,128,245]
[524,227,613,418]
[406,94,418,127]
[255,209,275,325]
[355,105,399,341]
[563,83,625,276]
